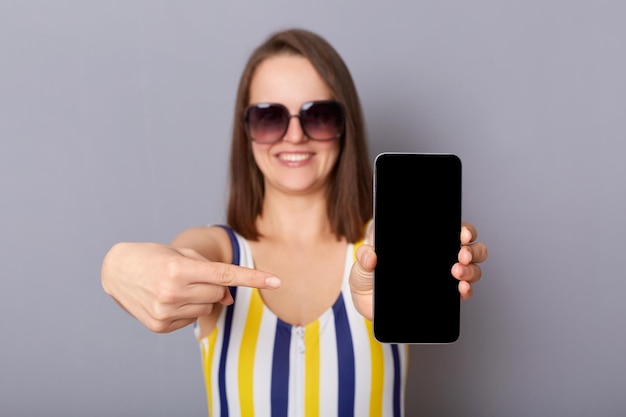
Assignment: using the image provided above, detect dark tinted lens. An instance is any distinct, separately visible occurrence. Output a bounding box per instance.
[246,104,289,143]
[300,101,344,140]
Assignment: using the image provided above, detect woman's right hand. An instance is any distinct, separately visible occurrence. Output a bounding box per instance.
[101,242,280,333]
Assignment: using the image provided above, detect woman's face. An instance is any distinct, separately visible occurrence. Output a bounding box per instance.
[247,54,341,197]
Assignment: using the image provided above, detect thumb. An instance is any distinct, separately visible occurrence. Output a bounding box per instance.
[350,244,377,294]
[349,244,377,321]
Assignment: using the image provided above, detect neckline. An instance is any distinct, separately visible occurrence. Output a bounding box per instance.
[247,242,355,329]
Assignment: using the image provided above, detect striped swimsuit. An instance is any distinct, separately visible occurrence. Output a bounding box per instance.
[196,226,408,417]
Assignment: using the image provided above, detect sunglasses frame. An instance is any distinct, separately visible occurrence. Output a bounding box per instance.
[244,100,345,144]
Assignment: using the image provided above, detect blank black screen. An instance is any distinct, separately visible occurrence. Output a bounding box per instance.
[373,153,462,343]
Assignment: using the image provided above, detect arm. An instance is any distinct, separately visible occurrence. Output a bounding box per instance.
[349,222,488,321]
[101,226,280,334]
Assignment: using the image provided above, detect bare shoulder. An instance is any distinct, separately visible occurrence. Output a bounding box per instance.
[170,225,233,264]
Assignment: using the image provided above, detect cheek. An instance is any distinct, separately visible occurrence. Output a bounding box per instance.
[251,142,267,161]
[325,142,342,168]
[250,144,272,174]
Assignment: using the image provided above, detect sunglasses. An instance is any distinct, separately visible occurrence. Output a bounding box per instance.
[244,100,345,143]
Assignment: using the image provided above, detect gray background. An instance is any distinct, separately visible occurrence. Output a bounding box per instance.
[1,0,624,416]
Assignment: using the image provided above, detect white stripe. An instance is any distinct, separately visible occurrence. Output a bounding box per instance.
[289,326,302,417]
[399,345,408,417]
[381,345,398,416]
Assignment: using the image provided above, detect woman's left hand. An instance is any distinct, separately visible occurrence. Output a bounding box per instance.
[452,222,488,301]
[349,221,488,320]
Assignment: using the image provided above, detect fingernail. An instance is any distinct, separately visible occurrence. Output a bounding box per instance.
[462,248,472,264]
[462,227,472,243]
[452,264,464,278]
[265,276,281,289]
[361,251,369,265]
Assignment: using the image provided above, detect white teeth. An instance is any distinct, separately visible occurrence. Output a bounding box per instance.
[279,153,310,162]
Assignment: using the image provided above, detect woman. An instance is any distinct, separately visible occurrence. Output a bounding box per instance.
[101,28,487,417]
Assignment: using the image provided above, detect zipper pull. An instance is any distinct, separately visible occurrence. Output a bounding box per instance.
[296,326,305,353]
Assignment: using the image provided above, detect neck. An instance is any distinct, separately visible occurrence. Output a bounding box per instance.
[256,188,336,244]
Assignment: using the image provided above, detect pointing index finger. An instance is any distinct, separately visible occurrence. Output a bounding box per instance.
[210,262,281,289]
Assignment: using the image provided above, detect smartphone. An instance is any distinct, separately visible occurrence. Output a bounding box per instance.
[373,152,462,343]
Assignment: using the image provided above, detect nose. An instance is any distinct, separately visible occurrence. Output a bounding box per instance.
[282,115,307,144]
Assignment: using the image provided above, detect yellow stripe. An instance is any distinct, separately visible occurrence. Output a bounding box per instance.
[202,329,218,417]
[353,219,371,260]
[353,238,364,260]
[304,320,321,417]
[366,319,384,417]
[238,289,264,416]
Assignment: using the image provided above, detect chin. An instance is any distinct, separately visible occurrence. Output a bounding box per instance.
[279,179,325,194]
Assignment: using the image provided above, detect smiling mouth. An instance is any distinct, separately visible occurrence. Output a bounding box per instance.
[278,153,312,162]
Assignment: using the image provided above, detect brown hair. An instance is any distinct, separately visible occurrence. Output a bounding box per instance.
[227,28,372,243]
